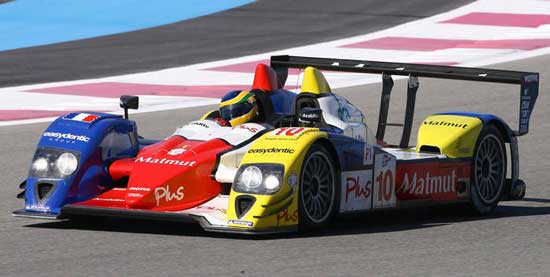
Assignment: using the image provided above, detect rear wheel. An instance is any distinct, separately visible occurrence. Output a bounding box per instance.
[299,144,338,230]
[469,124,507,214]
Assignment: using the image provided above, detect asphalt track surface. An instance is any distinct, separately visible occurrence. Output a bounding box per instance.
[3,1,550,276]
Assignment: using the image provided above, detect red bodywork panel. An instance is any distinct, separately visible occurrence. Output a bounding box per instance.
[76,136,233,211]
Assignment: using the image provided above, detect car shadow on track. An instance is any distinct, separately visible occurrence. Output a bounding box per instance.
[313,200,550,238]
[522,197,550,203]
[24,198,550,240]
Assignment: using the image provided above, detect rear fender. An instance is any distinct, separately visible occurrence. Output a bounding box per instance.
[416,114,483,158]
[437,112,519,199]
[417,112,514,158]
[226,127,328,230]
[437,112,514,142]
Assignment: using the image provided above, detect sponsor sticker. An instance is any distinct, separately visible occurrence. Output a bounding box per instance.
[337,107,351,121]
[395,162,469,200]
[363,144,373,166]
[167,145,189,156]
[520,93,532,132]
[423,120,468,129]
[43,132,90,143]
[340,170,373,212]
[234,123,260,133]
[373,153,396,209]
[135,156,196,167]
[400,169,456,196]
[276,209,298,225]
[92,198,125,202]
[191,121,210,128]
[272,127,306,137]
[195,205,227,214]
[26,204,48,211]
[129,187,151,192]
[287,172,298,190]
[523,74,538,83]
[247,147,295,154]
[228,219,254,227]
[63,112,100,123]
[298,110,321,123]
[154,185,184,207]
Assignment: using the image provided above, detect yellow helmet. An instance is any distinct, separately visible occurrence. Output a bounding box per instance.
[219,90,258,126]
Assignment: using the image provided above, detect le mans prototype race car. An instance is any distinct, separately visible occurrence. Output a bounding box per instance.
[13,56,539,234]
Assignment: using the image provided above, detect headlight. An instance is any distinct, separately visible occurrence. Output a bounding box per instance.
[234,164,284,195]
[32,158,49,174]
[55,152,78,176]
[264,175,280,190]
[29,147,80,179]
[239,166,263,189]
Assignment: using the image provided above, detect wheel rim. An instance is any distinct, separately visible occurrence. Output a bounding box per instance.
[474,134,505,204]
[300,151,335,224]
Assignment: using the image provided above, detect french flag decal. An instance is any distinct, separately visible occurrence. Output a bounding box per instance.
[64,112,100,123]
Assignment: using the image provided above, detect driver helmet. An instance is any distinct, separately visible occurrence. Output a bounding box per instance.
[219,90,258,126]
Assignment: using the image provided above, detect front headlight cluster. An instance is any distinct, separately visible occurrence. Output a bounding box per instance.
[29,147,80,179]
[234,164,284,195]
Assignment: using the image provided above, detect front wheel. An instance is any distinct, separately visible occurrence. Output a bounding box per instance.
[299,144,338,230]
[469,124,507,214]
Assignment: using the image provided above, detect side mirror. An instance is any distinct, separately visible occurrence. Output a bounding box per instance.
[120,95,139,119]
[298,107,322,127]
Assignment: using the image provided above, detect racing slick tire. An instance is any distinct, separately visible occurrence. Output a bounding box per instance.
[298,143,339,231]
[469,124,507,215]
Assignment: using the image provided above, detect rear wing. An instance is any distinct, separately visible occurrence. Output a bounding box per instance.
[271,55,538,147]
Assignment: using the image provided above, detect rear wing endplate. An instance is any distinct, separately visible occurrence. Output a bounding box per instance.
[271,55,538,143]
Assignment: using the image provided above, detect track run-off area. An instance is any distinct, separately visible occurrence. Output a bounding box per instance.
[1,0,549,276]
[2,0,550,126]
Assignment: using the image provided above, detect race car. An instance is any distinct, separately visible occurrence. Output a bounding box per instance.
[13,55,539,234]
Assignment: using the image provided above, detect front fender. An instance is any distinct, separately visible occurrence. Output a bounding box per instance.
[24,112,138,214]
[226,127,328,230]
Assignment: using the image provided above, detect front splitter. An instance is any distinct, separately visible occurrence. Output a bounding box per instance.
[59,205,296,235]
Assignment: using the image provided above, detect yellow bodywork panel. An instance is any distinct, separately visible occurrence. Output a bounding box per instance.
[300,67,331,94]
[416,114,483,158]
[227,128,328,230]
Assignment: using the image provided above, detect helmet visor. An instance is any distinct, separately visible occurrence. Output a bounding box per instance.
[220,101,255,122]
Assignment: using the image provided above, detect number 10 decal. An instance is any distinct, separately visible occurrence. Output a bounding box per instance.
[373,153,396,208]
